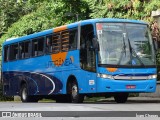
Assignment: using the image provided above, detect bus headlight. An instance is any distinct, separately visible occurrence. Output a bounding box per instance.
[148,74,157,79]
[97,73,113,79]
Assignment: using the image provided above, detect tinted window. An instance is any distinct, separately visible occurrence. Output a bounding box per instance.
[4,46,9,62]
[69,28,77,50]
[32,37,44,56]
[80,24,96,72]
[9,44,18,61]
[19,41,31,59]
[52,32,61,53]
[61,30,69,52]
[46,35,53,53]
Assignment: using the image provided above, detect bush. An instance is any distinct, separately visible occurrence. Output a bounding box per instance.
[0,84,13,101]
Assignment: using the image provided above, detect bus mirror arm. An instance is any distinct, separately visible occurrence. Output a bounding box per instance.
[92,37,99,51]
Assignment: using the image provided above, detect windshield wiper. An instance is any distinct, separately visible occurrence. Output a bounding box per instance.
[128,38,145,67]
[117,34,126,65]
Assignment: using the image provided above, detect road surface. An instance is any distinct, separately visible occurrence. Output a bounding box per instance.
[0,97,160,120]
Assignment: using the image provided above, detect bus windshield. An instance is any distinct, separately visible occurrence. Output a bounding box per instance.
[96,23,156,67]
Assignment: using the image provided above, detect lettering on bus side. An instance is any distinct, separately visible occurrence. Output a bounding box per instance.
[46,57,73,68]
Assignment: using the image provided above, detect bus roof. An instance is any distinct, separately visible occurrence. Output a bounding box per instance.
[3,18,147,46]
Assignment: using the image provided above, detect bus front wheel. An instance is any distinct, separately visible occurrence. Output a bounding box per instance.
[20,84,38,102]
[114,93,129,103]
[69,81,84,103]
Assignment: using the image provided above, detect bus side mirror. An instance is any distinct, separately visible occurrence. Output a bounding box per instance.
[92,38,99,51]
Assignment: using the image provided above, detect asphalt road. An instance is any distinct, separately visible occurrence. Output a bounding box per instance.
[0,97,160,120]
[0,99,160,111]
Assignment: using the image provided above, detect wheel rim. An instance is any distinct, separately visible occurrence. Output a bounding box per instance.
[22,87,27,100]
[72,84,78,98]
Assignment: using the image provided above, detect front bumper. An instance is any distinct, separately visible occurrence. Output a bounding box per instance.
[96,78,156,93]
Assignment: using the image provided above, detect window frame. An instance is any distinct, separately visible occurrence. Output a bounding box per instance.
[32,36,45,57]
[3,27,79,62]
[45,34,53,55]
[80,24,96,72]
[19,40,31,60]
[52,32,61,54]
[8,43,19,61]
[3,45,10,62]
[68,28,78,51]
[61,30,69,52]
[49,27,78,54]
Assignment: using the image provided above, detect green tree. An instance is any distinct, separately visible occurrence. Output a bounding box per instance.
[0,0,38,36]
[88,0,160,22]
[61,0,90,21]
[1,0,160,44]
[0,0,90,44]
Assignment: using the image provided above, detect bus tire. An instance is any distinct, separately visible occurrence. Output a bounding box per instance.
[70,81,84,103]
[114,93,129,103]
[20,84,38,103]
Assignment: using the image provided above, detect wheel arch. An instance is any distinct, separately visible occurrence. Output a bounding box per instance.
[20,80,27,87]
[66,75,78,94]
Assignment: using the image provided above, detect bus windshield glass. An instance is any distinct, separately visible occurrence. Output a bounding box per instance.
[96,23,155,67]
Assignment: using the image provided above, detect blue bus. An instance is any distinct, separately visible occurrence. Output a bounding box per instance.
[1,18,157,103]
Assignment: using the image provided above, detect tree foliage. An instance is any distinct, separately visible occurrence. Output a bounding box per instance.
[89,0,160,22]
[0,0,160,46]
[0,0,90,44]
[0,84,13,101]
[0,0,38,35]
[0,0,160,101]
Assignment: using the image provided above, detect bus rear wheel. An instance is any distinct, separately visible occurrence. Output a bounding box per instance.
[69,81,84,103]
[20,84,38,103]
[114,93,129,103]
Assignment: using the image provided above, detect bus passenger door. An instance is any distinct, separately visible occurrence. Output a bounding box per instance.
[80,24,97,93]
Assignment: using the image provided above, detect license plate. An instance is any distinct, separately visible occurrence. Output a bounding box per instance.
[126,85,136,89]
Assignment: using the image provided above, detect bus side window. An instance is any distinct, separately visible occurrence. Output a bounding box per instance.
[61,30,69,52]
[24,41,31,58]
[52,32,61,54]
[46,35,53,53]
[32,39,38,56]
[32,37,44,56]
[69,28,77,50]
[80,24,96,72]
[9,44,18,61]
[4,46,9,62]
[37,37,44,55]
[19,42,25,59]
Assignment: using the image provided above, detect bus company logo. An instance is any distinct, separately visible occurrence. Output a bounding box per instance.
[51,52,67,66]
[63,56,74,66]
[50,52,74,67]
